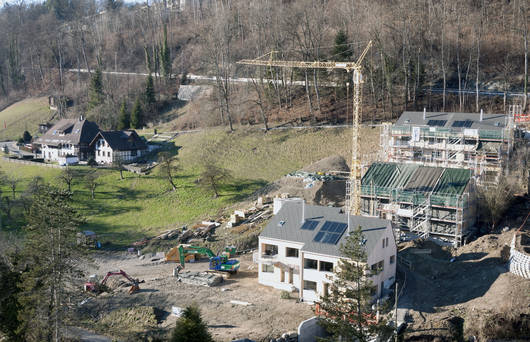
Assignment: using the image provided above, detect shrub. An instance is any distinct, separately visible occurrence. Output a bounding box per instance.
[280,291,290,299]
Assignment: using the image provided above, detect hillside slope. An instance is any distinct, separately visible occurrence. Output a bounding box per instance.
[0,125,379,246]
[0,97,53,141]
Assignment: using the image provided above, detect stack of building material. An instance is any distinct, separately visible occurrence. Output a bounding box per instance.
[179,272,223,287]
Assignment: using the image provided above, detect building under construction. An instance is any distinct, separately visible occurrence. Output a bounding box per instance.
[380,110,514,184]
[360,162,476,246]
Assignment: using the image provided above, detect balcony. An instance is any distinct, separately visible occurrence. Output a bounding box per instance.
[253,252,279,264]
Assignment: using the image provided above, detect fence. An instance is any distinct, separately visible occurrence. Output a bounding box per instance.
[1,157,65,169]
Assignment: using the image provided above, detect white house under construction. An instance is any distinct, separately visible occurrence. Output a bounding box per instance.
[380,110,514,184]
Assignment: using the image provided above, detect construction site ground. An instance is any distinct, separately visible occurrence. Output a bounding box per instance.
[77,252,314,342]
[398,227,530,340]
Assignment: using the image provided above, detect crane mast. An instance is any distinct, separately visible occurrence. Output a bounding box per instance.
[238,41,372,216]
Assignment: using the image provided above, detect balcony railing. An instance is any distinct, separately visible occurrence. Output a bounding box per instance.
[253,252,279,264]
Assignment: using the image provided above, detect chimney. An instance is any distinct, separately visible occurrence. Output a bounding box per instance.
[480,109,483,122]
[423,108,426,120]
[301,200,305,224]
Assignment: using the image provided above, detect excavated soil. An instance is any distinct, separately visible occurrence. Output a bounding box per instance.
[78,253,313,341]
[399,230,530,341]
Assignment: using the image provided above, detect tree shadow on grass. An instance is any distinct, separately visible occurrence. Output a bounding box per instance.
[218,178,268,202]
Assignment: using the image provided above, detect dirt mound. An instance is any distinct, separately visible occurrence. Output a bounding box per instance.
[457,231,513,258]
[105,277,133,291]
[98,306,159,333]
[302,155,349,173]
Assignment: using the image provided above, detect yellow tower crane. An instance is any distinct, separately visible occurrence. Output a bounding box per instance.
[237,41,372,216]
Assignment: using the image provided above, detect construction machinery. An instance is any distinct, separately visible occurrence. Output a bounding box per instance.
[84,269,143,295]
[166,244,240,274]
[238,41,372,216]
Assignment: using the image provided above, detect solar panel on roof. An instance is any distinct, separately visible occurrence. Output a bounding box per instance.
[427,120,447,127]
[452,120,473,128]
[314,231,325,242]
[313,221,347,245]
[301,220,319,231]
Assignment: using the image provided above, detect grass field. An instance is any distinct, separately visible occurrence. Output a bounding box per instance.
[0,97,53,141]
[0,125,380,246]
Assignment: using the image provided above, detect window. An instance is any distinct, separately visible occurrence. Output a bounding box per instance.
[262,264,274,273]
[107,151,110,157]
[263,244,278,256]
[319,261,333,272]
[131,149,137,157]
[371,260,384,274]
[390,255,395,264]
[303,280,317,291]
[97,151,100,156]
[386,237,389,247]
[382,239,385,248]
[286,247,299,258]
[304,258,318,270]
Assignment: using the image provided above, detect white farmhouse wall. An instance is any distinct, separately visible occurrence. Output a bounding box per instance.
[94,138,144,165]
[365,224,397,296]
[42,144,77,162]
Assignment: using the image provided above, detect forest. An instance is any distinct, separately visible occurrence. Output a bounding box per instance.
[0,0,528,129]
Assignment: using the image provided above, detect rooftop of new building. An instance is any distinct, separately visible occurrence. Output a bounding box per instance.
[395,111,508,132]
[361,162,472,207]
[261,201,391,258]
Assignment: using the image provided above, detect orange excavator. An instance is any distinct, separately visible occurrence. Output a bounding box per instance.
[84,269,143,295]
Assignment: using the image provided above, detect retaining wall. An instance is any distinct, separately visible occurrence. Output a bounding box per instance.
[509,234,530,279]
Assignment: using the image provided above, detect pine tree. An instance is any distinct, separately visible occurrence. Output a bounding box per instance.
[144,74,156,107]
[0,251,23,341]
[130,97,143,129]
[117,100,130,130]
[88,68,104,109]
[170,305,213,342]
[333,30,353,61]
[144,46,152,74]
[160,24,171,80]
[316,225,390,341]
[17,186,86,342]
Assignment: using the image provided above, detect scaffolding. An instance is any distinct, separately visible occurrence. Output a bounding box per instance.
[360,162,475,246]
[381,111,515,186]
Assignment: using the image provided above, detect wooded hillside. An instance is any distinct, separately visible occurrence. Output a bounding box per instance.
[0,0,528,129]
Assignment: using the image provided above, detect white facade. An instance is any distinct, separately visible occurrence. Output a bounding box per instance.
[256,226,397,304]
[41,143,77,163]
[93,138,143,165]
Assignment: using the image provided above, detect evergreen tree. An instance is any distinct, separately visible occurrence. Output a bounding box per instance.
[316,225,390,341]
[333,30,353,61]
[144,74,156,107]
[0,252,23,341]
[130,97,143,129]
[22,131,32,143]
[332,30,352,98]
[117,100,130,130]
[160,24,171,80]
[88,68,104,109]
[170,305,213,342]
[17,186,86,342]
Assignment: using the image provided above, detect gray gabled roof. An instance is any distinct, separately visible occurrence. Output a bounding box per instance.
[395,111,508,132]
[261,203,390,258]
[35,119,100,146]
[90,130,147,151]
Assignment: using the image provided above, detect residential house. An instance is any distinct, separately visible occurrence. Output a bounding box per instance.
[90,130,147,164]
[255,198,396,303]
[35,118,100,165]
